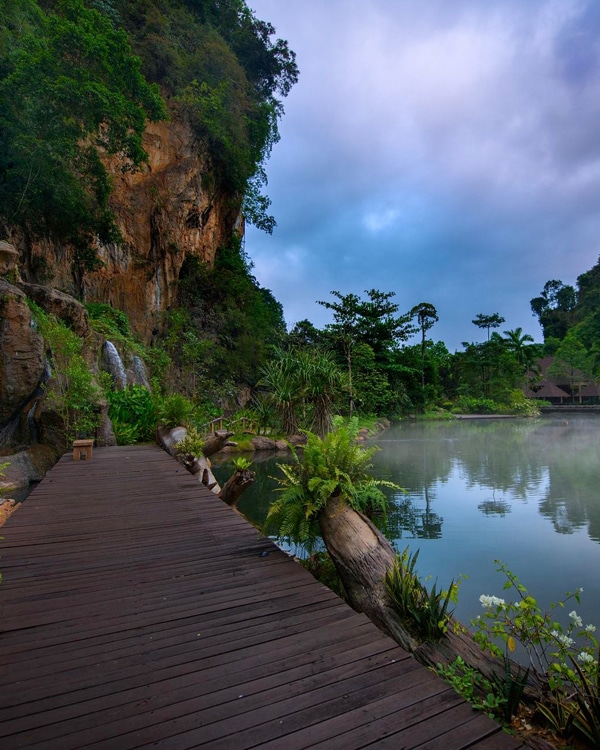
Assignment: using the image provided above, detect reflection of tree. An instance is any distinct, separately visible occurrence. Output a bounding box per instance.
[537,438,597,537]
[385,491,443,540]
[373,417,600,544]
[478,498,511,516]
[457,421,546,499]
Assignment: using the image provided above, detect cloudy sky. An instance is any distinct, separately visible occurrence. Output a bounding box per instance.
[246,0,600,350]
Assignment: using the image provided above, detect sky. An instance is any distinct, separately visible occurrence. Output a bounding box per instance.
[245,0,600,351]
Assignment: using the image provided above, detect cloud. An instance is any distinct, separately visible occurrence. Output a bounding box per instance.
[247,0,600,349]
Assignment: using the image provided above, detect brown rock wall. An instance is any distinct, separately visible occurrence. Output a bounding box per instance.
[21,119,242,343]
[0,280,45,424]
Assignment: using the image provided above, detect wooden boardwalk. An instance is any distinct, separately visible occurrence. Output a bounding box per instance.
[0,445,525,749]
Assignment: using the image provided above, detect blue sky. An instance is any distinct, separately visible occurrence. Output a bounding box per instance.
[246,0,600,350]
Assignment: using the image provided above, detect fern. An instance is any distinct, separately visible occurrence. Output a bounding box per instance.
[266,419,401,544]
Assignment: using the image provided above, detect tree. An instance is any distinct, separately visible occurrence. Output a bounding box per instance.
[530,280,577,340]
[318,289,412,414]
[410,302,439,406]
[317,291,361,412]
[266,420,416,643]
[472,313,505,341]
[258,347,348,436]
[548,333,593,404]
[502,327,536,371]
[0,0,166,272]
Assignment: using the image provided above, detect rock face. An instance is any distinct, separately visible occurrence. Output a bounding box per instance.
[20,283,90,337]
[12,120,242,343]
[0,279,45,425]
[0,114,243,484]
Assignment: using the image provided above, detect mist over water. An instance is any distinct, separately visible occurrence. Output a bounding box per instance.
[371,415,600,627]
[215,414,600,629]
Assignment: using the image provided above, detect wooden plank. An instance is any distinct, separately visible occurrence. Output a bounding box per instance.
[0,445,520,749]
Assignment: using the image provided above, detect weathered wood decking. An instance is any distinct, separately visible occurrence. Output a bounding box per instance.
[0,445,524,749]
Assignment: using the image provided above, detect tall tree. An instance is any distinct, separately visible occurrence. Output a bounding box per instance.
[472,313,505,341]
[502,327,535,369]
[410,302,439,406]
[548,333,593,404]
[530,280,577,340]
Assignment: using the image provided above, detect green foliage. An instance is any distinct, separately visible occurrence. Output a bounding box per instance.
[174,242,286,386]
[435,657,512,720]
[266,418,397,545]
[158,393,194,428]
[531,280,577,341]
[31,302,101,443]
[85,303,131,339]
[565,656,600,745]
[453,396,501,415]
[0,0,166,266]
[259,347,349,436]
[175,425,204,458]
[107,385,157,443]
[231,456,252,471]
[317,289,413,415]
[384,546,459,640]
[471,561,600,743]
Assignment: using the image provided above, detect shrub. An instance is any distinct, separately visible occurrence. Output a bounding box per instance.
[453,397,500,414]
[472,561,600,742]
[107,386,157,443]
[158,393,194,428]
[384,546,459,640]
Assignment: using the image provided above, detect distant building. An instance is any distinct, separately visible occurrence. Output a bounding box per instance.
[524,356,600,405]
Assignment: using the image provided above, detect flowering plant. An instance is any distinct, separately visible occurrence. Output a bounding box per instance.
[473,562,598,686]
[471,560,599,740]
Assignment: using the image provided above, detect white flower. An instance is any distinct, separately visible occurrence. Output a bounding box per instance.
[557,634,575,648]
[479,594,506,609]
[550,630,560,638]
[577,652,595,665]
[569,611,583,628]
[585,624,597,634]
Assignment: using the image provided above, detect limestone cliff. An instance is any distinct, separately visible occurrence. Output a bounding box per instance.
[13,118,242,343]
[0,114,244,486]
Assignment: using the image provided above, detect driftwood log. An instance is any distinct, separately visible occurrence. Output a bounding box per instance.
[220,468,256,508]
[156,425,254,503]
[201,430,236,457]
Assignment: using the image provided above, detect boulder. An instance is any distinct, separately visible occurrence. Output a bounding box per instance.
[251,436,279,451]
[0,444,59,493]
[286,434,308,447]
[0,241,21,280]
[0,280,46,425]
[20,283,89,337]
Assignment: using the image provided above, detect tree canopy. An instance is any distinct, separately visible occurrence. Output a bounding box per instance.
[0,0,166,268]
[0,0,298,266]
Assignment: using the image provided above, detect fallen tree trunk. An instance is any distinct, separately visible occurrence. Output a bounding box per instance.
[157,425,254,504]
[319,495,420,652]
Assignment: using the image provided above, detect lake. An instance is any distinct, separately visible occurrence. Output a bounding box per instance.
[213,414,600,632]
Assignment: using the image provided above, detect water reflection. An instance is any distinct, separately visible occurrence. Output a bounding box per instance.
[373,416,600,544]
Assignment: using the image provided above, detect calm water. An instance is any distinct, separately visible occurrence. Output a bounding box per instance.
[213,414,600,630]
